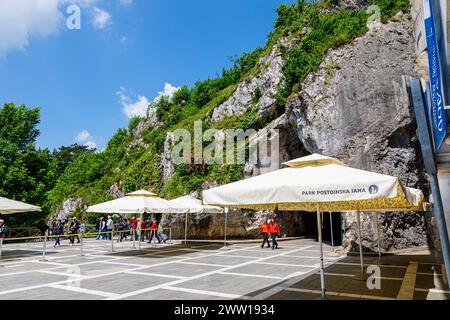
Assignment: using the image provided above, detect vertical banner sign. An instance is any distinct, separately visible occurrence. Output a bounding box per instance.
[423,0,446,151]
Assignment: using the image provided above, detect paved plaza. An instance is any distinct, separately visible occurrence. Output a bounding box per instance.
[0,238,448,300]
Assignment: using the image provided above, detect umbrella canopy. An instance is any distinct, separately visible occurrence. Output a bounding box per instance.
[202,154,429,299]
[87,190,187,214]
[203,154,426,212]
[168,195,223,214]
[0,197,42,214]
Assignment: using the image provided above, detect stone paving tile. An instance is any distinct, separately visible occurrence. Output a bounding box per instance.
[123,288,227,300]
[270,256,320,266]
[0,286,103,300]
[172,273,281,296]
[50,262,131,276]
[0,272,69,293]
[78,272,172,294]
[185,255,256,266]
[266,290,321,300]
[414,274,442,290]
[138,263,222,277]
[227,263,313,278]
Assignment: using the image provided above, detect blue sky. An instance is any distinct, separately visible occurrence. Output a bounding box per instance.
[0,0,294,150]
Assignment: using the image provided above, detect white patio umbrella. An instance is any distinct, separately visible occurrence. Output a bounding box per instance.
[87,190,187,250]
[168,195,223,244]
[203,154,428,298]
[0,197,42,214]
[0,197,42,263]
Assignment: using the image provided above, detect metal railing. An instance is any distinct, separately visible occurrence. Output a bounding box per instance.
[0,227,172,263]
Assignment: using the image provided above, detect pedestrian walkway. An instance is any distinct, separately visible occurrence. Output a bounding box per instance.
[0,238,447,300]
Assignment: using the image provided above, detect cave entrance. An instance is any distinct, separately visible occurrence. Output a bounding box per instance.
[302,211,342,246]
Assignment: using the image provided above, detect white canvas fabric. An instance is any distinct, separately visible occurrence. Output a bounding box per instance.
[203,154,426,212]
[0,197,42,214]
[87,190,187,214]
[168,196,223,214]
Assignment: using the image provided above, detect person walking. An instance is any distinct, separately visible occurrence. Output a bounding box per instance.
[52,219,64,247]
[101,217,107,240]
[68,217,80,246]
[140,218,146,241]
[95,217,103,240]
[129,216,137,240]
[260,219,271,248]
[0,219,9,239]
[148,218,161,244]
[269,219,281,250]
[118,219,127,242]
[106,215,113,240]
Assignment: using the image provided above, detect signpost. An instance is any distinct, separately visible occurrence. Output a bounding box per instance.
[423,0,447,151]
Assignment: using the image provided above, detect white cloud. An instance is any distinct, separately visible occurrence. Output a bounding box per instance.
[117,87,149,119]
[155,83,180,101]
[0,0,62,58]
[92,7,111,29]
[75,130,97,149]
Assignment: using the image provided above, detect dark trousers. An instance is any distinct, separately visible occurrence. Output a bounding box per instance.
[261,233,270,248]
[54,236,60,246]
[148,230,161,243]
[271,234,278,249]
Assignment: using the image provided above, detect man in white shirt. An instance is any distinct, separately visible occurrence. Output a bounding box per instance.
[106,215,113,240]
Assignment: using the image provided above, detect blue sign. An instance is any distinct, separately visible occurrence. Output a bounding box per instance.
[423,0,446,151]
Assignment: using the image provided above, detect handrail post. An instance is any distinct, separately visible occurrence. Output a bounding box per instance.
[169,227,172,244]
[80,231,84,257]
[0,236,3,264]
[110,225,114,252]
[41,233,47,262]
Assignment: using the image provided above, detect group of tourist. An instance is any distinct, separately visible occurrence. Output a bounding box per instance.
[260,218,281,250]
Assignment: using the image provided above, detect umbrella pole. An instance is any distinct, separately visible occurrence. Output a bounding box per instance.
[184,212,188,245]
[224,208,228,247]
[375,212,382,261]
[329,212,334,251]
[356,211,364,274]
[316,204,326,299]
[138,213,142,253]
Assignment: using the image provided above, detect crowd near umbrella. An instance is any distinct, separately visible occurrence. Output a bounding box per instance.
[0,197,42,214]
[203,154,429,298]
[0,197,42,263]
[168,195,223,244]
[87,190,187,250]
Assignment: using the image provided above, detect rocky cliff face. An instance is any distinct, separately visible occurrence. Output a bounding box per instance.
[160,11,430,251]
[284,13,428,251]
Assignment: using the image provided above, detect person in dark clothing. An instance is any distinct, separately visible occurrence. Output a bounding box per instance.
[52,220,64,247]
[68,217,80,246]
[118,219,128,242]
[148,218,161,244]
[0,219,9,239]
[38,221,49,236]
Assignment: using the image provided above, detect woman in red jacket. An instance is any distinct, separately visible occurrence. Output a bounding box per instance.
[269,219,281,250]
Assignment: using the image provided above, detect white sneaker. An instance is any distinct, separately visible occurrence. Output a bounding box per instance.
[69,243,73,247]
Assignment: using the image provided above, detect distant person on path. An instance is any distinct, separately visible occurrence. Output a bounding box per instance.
[140,218,146,241]
[260,219,270,248]
[129,216,137,240]
[269,219,281,250]
[145,217,152,240]
[101,217,107,240]
[69,217,80,246]
[38,221,49,237]
[52,219,64,247]
[95,217,102,240]
[106,215,113,240]
[148,218,161,244]
[118,219,127,242]
[0,219,9,239]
